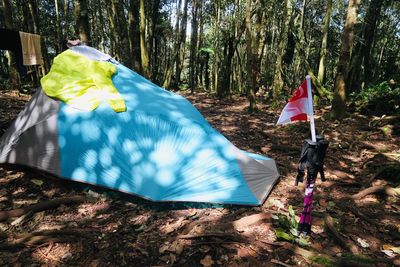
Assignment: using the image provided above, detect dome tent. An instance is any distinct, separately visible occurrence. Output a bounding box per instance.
[0,47,279,205]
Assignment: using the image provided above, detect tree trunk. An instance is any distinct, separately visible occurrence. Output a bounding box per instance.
[163,0,182,89]
[272,0,293,99]
[28,0,39,34]
[189,0,199,94]
[360,0,384,88]
[74,0,91,45]
[1,0,20,90]
[317,0,333,84]
[54,0,62,54]
[140,0,150,77]
[245,0,257,112]
[331,0,361,120]
[109,0,121,60]
[175,0,189,88]
[128,0,142,72]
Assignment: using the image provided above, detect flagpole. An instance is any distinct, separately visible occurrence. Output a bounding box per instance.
[306,75,316,142]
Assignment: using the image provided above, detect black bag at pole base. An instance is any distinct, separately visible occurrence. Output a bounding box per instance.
[296,135,329,235]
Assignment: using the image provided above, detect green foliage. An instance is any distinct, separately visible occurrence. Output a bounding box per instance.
[351,82,400,116]
[0,77,12,90]
[199,47,214,55]
[272,205,310,247]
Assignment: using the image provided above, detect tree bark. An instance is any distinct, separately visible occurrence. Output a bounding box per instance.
[175,0,189,88]
[189,0,199,94]
[360,0,384,88]
[245,0,257,111]
[28,0,39,34]
[331,0,361,120]
[54,0,62,54]
[74,0,91,45]
[128,0,142,72]
[109,0,121,60]
[317,0,333,84]
[1,0,20,90]
[272,0,293,99]
[140,0,150,77]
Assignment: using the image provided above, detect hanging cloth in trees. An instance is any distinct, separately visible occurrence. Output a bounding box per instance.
[19,32,44,65]
[0,28,26,76]
[40,49,126,113]
[296,135,329,235]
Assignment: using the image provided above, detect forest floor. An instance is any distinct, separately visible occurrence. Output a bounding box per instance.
[0,90,399,266]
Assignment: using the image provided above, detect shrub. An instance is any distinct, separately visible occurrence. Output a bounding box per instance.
[351,81,400,116]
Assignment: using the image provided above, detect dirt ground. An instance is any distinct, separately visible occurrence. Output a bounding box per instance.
[0,90,399,266]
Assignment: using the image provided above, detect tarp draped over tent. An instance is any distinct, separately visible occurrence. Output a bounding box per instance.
[0,46,279,205]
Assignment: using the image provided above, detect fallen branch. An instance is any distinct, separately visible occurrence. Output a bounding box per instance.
[352,185,399,200]
[0,196,86,222]
[324,215,359,254]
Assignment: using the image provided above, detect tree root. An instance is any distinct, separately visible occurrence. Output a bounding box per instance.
[352,185,399,200]
[0,229,88,250]
[0,196,86,222]
[324,215,359,254]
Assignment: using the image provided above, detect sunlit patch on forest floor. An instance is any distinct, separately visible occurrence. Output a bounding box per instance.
[0,90,399,266]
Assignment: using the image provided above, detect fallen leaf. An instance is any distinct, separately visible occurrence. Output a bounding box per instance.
[200,255,214,267]
[169,253,176,265]
[159,243,169,254]
[269,199,285,210]
[170,241,184,255]
[383,244,400,254]
[186,208,198,218]
[31,179,43,186]
[319,199,328,207]
[357,237,370,248]
[381,250,395,257]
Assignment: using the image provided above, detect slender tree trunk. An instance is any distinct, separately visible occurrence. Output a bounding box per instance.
[108,0,120,60]
[331,0,361,120]
[140,0,150,77]
[54,0,62,54]
[317,0,333,84]
[189,0,199,94]
[361,0,384,88]
[212,1,221,93]
[1,0,20,90]
[175,0,189,88]
[245,0,257,111]
[254,0,264,94]
[128,0,142,72]
[96,1,106,51]
[272,0,293,99]
[28,0,39,34]
[163,0,182,89]
[74,0,91,45]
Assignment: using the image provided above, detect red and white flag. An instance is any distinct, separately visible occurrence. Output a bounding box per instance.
[276,80,310,125]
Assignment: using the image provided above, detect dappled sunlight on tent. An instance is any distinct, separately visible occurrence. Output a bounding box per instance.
[0,48,279,206]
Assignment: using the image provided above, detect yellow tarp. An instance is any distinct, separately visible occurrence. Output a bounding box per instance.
[41,50,126,112]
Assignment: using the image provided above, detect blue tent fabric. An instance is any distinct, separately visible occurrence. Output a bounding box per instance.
[58,63,259,204]
[0,48,279,206]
